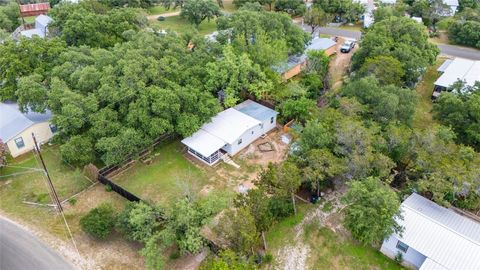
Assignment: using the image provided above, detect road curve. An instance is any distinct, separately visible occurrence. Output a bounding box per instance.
[0,216,75,270]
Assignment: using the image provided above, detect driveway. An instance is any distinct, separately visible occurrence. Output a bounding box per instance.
[0,216,75,270]
[297,22,480,60]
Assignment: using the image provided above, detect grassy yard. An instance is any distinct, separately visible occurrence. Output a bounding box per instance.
[112,140,214,206]
[147,5,179,15]
[264,203,404,270]
[0,145,93,236]
[412,59,445,129]
[151,15,217,35]
[304,224,404,270]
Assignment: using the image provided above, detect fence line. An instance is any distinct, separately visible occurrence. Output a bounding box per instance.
[97,133,175,202]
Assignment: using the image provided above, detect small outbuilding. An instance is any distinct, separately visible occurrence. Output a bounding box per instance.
[0,102,56,158]
[19,14,53,39]
[380,193,480,270]
[182,100,278,166]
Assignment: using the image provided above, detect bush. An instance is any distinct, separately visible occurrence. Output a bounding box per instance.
[80,203,116,240]
[268,196,294,219]
[448,20,480,48]
[157,16,165,21]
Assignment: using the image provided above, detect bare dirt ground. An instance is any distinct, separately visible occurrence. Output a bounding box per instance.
[273,186,348,270]
[329,38,357,91]
[214,128,291,193]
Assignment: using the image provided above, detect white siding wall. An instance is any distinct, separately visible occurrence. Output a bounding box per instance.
[380,236,427,269]
[222,124,263,155]
[6,122,54,158]
[260,114,277,135]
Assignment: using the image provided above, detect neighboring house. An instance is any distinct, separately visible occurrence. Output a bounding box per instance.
[19,14,53,39]
[380,193,480,270]
[432,58,480,98]
[442,0,459,15]
[274,37,337,80]
[182,100,278,165]
[0,103,56,158]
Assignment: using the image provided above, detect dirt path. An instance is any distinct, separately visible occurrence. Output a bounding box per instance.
[273,187,347,270]
[147,11,181,21]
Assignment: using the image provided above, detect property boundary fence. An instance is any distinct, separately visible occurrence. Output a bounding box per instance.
[97,133,175,202]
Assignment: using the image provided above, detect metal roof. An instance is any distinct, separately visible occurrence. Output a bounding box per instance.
[392,193,480,270]
[181,129,226,157]
[182,101,277,157]
[306,37,336,51]
[19,3,50,14]
[434,58,480,88]
[0,102,52,142]
[443,0,458,6]
[234,100,278,122]
[20,29,45,38]
[36,14,53,27]
[420,258,448,270]
[272,54,307,74]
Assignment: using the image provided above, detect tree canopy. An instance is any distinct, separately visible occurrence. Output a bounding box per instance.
[352,16,439,86]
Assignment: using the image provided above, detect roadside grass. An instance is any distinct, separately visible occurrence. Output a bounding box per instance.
[222,0,236,13]
[413,59,445,129]
[150,15,217,35]
[0,145,93,236]
[337,23,363,32]
[304,224,404,270]
[147,5,179,15]
[112,140,212,206]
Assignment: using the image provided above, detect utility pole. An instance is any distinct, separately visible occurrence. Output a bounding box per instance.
[32,133,63,212]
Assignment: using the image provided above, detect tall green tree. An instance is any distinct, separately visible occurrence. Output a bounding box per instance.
[304,7,332,34]
[215,207,258,254]
[342,177,403,246]
[257,161,302,215]
[181,0,222,27]
[357,55,405,86]
[351,16,439,86]
[304,148,346,197]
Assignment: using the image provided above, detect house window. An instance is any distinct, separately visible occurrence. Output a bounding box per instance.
[49,124,57,133]
[270,117,274,124]
[396,241,409,253]
[15,137,25,149]
[238,138,242,145]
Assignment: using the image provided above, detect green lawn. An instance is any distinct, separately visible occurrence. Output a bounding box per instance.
[264,204,403,270]
[112,140,212,206]
[0,145,93,236]
[304,225,404,270]
[413,59,445,129]
[147,5,179,15]
[151,15,217,35]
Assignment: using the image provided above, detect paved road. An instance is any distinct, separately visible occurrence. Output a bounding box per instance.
[299,23,480,60]
[0,216,75,270]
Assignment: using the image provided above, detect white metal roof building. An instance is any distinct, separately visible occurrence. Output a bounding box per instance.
[433,58,480,95]
[19,14,53,39]
[182,100,278,165]
[380,193,480,270]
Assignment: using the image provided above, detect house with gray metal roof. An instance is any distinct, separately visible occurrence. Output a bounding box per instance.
[182,100,277,165]
[380,193,480,270]
[0,102,56,158]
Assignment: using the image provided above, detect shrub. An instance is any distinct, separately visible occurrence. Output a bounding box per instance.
[268,196,294,219]
[157,16,165,21]
[80,203,116,240]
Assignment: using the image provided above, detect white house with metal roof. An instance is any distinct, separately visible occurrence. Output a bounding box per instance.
[0,102,56,158]
[380,193,480,270]
[432,58,480,98]
[182,100,278,165]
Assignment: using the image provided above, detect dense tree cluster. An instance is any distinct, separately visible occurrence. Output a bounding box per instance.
[0,2,19,34]
[49,1,147,48]
[313,0,365,23]
[352,16,439,86]
[180,0,221,26]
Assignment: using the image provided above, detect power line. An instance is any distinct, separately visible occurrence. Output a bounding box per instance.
[31,133,81,258]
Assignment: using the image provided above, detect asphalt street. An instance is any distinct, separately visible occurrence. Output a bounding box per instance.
[0,216,75,270]
[299,24,480,60]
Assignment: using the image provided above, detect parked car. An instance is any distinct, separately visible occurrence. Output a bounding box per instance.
[340,40,355,53]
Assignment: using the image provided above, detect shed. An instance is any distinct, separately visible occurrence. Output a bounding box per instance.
[380,193,480,270]
[306,37,337,56]
[0,102,55,158]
